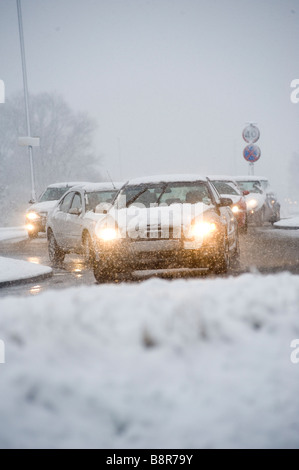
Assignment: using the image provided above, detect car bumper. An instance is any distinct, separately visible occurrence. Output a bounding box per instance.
[95,237,221,270]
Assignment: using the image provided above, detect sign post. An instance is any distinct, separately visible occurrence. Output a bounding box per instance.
[242,123,261,175]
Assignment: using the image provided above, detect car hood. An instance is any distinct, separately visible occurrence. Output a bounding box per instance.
[26,200,58,214]
[96,203,213,237]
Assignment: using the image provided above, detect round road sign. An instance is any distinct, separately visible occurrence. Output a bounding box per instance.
[242,124,260,143]
[243,144,261,163]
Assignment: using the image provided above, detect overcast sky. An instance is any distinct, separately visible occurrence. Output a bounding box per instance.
[1,0,299,195]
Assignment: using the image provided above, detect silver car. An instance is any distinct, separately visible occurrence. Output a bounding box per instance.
[46,182,124,265]
[92,174,240,282]
[233,176,280,226]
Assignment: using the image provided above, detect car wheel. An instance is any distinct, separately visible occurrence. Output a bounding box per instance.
[93,260,115,283]
[82,233,94,266]
[230,235,241,270]
[256,207,265,226]
[48,229,65,264]
[212,238,230,274]
[240,215,248,234]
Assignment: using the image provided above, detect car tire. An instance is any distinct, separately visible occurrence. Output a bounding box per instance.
[48,229,65,264]
[93,260,115,283]
[256,207,265,226]
[82,232,95,266]
[230,235,241,270]
[240,215,248,234]
[212,238,230,274]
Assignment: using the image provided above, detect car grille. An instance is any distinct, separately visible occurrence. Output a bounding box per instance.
[144,225,180,240]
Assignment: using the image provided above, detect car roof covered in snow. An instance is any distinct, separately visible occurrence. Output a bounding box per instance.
[46,182,92,189]
[208,175,240,182]
[70,182,124,192]
[125,174,208,185]
[232,176,269,182]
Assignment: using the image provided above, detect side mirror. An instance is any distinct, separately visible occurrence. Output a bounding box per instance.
[69,207,81,216]
[95,202,112,214]
[28,199,35,204]
[219,197,233,207]
[243,190,250,196]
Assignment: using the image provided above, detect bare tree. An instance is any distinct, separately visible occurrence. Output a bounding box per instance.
[0,92,103,225]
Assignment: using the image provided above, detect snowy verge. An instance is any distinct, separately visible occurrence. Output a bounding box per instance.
[0,227,28,243]
[0,273,298,448]
[274,216,299,230]
[0,256,52,286]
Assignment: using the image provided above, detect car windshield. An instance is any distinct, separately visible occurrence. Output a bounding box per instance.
[39,186,71,202]
[120,181,211,208]
[236,181,263,194]
[212,181,240,196]
[86,190,117,211]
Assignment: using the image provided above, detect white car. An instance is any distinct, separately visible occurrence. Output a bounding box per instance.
[25,182,89,239]
[208,176,248,233]
[46,182,124,265]
[233,176,280,226]
[92,174,240,282]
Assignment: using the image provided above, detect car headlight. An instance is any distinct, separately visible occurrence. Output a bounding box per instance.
[190,221,217,238]
[25,223,35,232]
[247,198,259,209]
[96,227,119,241]
[26,212,41,222]
[26,211,40,221]
[231,205,239,214]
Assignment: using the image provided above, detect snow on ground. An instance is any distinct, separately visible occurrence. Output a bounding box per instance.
[274,216,299,230]
[0,273,299,448]
[0,227,28,243]
[0,256,52,284]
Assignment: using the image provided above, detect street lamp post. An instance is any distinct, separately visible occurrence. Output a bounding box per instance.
[16,0,37,202]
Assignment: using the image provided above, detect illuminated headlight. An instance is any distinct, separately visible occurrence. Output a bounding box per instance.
[231,205,239,214]
[247,198,258,209]
[190,221,217,238]
[25,223,35,232]
[26,211,40,221]
[97,227,119,241]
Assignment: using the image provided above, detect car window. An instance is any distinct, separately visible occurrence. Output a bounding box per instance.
[69,193,82,212]
[212,181,240,196]
[39,186,70,202]
[59,192,74,213]
[237,181,263,194]
[86,190,117,211]
[160,182,211,205]
[121,185,165,208]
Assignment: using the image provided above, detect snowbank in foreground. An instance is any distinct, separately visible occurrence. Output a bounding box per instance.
[0,257,52,284]
[0,273,299,449]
